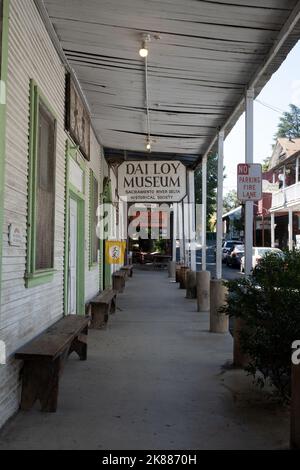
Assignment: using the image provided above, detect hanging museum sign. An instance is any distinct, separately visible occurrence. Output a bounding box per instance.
[237,163,262,201]
[118,161,187,203]
[65,74,91,161]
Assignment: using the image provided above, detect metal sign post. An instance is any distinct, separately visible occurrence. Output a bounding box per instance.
[237,163,262,202]
[216,131,225,280]
[237,161,262,276]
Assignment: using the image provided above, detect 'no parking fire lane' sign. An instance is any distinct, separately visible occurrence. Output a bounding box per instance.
[237,163,262,202]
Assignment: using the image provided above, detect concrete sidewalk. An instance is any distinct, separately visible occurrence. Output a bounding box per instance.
[0,270,289,450]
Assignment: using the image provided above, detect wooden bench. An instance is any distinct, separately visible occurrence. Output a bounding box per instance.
[112,270,127,293]
[15,315,89,413]
[89,289,117,329]
[121,264,134,279]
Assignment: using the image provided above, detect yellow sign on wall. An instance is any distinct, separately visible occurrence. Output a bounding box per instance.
[106,241,126,265]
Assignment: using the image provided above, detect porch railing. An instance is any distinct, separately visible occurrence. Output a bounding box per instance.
[271,182,300,210]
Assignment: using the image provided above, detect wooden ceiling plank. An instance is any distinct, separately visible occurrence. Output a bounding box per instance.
[41,0,300,156]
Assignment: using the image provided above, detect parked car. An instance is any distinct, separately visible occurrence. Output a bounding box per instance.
[226,244,245,268]
[240,247,283,272]
[217,240,243,263]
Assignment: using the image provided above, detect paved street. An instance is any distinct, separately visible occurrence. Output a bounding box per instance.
[195,244,243,281]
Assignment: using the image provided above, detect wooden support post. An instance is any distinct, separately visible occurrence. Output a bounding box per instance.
[291,363,300,449]
[216,131,224,280]
[271,212,275,248]
[202,156,207,272]
[244,88,254,277]
[210,280,229,334]
[186,271,197,299]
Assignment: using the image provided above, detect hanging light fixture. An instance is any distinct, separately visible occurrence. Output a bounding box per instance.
[146,139,152,152]
[139,34,150,58]
[139,44,149,58]
[139,34,152,153]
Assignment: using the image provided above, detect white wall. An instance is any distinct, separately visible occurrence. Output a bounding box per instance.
[85,129,102,301]
[0,0,104,428]
[0,0,66,427]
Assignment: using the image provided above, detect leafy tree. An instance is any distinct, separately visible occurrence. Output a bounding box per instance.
[195,153,218,230]
[275,104,300,139]
[223,190,239,214]
[262,156,271,172]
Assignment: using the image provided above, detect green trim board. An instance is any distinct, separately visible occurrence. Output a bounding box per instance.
[102,178,113,289]
[67,143,86,202]
[0,0,10,304]
[25,80,57,288]
[89,169,100,270]
[69,144,86,170]
[99,228,104,290]
[64,140,86,316]
[70,189,85,316]
[26,270,56,289]
[69,144,86,194]
[69,182,85,200]
[63,141,70,315]
[98,152,104,291]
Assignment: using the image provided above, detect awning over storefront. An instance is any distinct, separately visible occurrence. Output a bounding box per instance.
[37,0,300,167]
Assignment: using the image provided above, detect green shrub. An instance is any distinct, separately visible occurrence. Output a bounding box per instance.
[222,250,300,401]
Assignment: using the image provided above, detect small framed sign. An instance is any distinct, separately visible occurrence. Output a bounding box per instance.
[8,224,22,247]
[65,74,91,161]
[106,241,126,265]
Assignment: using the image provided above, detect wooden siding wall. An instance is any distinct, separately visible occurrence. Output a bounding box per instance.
[0,0,65,426]
[85,129,102,301]
[0,0,104,428]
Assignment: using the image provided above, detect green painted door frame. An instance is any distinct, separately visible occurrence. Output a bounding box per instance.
[102,178,113,289]
[64,141,85,316]
[69,190,85,316]
[0,0,10,305]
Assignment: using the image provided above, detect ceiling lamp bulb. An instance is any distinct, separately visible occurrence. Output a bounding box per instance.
[139,35,150,58]
[146,140,152,152]
[139,45,149,58]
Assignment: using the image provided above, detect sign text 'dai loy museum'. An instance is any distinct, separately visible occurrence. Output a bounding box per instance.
[118,161,187,203]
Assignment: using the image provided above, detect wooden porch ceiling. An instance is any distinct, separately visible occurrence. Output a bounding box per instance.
[41,0,300,167]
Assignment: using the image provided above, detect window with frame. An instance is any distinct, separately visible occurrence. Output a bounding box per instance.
[90,171,99,267]
[26,82,57,287]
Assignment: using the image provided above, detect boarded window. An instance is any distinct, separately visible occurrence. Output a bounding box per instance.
[65,74,91,161]
[91,173,99,265]
[35,101,56,270]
